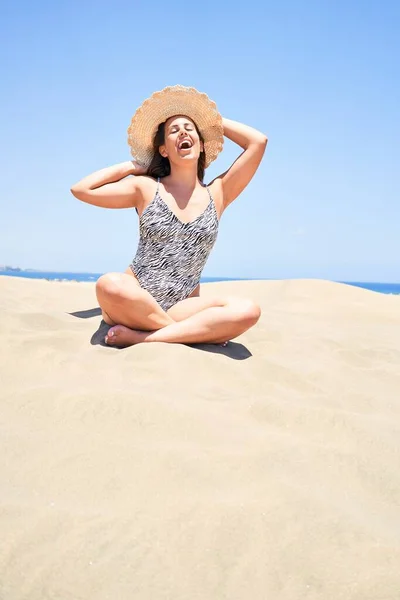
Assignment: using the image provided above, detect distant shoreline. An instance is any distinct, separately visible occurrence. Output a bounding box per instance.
[0,270,399,295]
[0,267,44,272]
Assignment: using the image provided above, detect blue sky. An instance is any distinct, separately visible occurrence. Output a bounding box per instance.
[1,1,399,282]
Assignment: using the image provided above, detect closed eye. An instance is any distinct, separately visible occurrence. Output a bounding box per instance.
[169,125,194,134]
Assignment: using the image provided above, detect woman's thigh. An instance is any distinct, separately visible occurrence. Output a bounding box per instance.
[123,268,226,322]
[166,293,228,322]
[96,271,174,329]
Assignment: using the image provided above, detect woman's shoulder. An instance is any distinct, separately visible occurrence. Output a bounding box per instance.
[134,175,159,193]
[131,175,159,214]
[206,176,223,197]
[205,177,224,215]
[138,174,159,184]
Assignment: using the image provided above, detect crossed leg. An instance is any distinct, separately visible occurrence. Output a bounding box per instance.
[96,273,261,348]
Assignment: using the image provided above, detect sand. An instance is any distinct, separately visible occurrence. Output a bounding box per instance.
[1,275,400,599]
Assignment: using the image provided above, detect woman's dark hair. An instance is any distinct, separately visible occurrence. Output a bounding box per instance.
[146,118,206,182]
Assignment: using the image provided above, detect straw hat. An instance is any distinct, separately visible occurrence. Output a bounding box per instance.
[127,85,224,169]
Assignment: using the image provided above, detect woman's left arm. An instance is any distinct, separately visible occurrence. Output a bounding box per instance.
[215,118,268,209]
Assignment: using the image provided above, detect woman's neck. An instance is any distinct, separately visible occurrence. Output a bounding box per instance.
[167,164,201,190]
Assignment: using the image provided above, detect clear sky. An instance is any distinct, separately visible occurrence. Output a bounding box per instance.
[1,0,399,282]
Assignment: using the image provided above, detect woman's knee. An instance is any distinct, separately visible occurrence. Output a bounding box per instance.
[96,273,122,297]
[96,273,139,301]
[228,297,261,326]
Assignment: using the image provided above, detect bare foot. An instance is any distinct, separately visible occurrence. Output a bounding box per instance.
[105,325,147,347]
[105,324,230,348]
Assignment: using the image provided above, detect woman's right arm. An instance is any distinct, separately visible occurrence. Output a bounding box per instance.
[70,161,146,209]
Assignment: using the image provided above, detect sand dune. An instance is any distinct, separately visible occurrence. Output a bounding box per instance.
[1,275,400,599]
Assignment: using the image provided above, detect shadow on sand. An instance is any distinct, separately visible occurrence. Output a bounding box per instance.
[68,307,252,360]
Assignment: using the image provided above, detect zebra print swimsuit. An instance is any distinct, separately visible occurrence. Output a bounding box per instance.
[129,178,219,311]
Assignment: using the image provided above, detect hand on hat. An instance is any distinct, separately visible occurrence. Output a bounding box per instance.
[130,160,148,176]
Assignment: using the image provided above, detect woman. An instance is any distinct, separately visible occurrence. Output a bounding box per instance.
[70,85,267,347]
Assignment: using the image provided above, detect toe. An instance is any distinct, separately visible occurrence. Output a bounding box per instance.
[105,326,119,344]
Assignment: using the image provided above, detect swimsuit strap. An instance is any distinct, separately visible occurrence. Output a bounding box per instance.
[156,177,160,194]
[205,184,213,201]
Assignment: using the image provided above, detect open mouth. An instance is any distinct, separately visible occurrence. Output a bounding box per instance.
[178,139,193,150]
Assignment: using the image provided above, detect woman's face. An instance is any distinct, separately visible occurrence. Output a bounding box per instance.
[160,115,204,166]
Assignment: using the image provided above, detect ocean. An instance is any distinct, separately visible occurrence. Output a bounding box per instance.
[1,271,399,295]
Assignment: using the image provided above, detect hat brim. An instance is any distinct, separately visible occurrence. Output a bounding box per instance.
[127,85,224,169]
